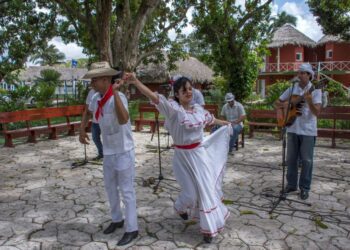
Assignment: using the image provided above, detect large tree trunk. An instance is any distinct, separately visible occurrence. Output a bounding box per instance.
[111,0,161,71]
[96,0,112,62]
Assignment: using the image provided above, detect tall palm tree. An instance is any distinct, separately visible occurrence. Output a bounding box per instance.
[30,45,66,66]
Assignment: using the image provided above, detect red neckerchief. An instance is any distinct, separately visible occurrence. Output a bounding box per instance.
[95,85,113,121]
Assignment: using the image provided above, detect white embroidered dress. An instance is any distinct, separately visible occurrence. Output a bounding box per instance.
[155,94,231,236]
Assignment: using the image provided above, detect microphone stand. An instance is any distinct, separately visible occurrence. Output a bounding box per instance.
[264,80,311,214]
[71,144,102,168]
[71,129,102,169]
[152,112,176,194]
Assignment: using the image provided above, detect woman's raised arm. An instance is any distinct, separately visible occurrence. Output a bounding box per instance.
[123,72,159,104]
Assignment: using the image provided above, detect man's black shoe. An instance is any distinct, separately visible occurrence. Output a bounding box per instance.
[284,186,297,193]
[117,230,138,246]
[203,235,213,243]
[103,220,124,234]
[300,190,309,200]
[179,213,188,220]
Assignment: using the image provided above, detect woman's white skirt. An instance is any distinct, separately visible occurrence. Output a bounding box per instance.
[173,125,231,236]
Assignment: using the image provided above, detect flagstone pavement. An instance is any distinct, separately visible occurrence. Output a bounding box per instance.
[0,131,349,250]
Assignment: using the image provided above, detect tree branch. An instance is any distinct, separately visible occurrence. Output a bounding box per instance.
[130,0,160,45]
[136,49,159,66]
[53,0,88,24]
[134,3,191,67]
[237,0,272,29]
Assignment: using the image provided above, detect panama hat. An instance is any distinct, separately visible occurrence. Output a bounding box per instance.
[298,63,314,80]
[225,93,235,102]
[82,61,120,79]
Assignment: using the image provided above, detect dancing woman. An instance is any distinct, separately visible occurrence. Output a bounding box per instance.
[124,73,232,243]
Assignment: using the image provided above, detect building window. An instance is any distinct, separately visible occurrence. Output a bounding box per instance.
[326,50,333,59]
[296,52,302,61]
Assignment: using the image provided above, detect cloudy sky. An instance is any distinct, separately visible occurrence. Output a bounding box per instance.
[48,0,324,62]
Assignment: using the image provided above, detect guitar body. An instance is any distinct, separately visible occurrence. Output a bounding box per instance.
[276,78,328,127]
[277,95,304,127]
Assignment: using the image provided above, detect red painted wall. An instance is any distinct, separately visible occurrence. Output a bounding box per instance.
[304,47,317,62]
[268,48,277,63]
[314,45,325,62]
[279,45,300,62]
[325,43,334,61]
[333,43,350,61]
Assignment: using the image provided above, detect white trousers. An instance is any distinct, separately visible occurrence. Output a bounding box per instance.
[103,149,138,232]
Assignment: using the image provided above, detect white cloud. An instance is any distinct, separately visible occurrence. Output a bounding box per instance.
[49,37,87,60]
[271,3,279,17]
[280,2,324,41]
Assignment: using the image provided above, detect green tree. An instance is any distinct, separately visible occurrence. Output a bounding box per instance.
[32,69,61,108]
[183,32,213,67]
[41,0,195,70]
[307,0,350,41]
[0,0,57,82]
[192,0,273,101]
[271,11,297,31]
[30,44,66,66]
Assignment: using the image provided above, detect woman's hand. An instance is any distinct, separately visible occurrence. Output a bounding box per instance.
[123,72,139,85]
[214,118,230,126]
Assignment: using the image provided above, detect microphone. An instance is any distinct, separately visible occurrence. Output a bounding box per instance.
[290,78,300,84]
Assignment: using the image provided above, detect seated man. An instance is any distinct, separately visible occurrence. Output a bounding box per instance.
[221,93,246,154]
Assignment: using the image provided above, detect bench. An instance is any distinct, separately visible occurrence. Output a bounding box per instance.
[247,109,281,138]
[134,103,164,133]
[204,104,219,117]
[317,106,350,147]
[0,105,88,147]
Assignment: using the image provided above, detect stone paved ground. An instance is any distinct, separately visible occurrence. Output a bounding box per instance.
[0,131,349,250]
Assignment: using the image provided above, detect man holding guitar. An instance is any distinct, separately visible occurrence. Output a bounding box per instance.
[275,63,322,200]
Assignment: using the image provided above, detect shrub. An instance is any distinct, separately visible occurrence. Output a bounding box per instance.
[265,80,290,107]
[0,85,33,112]
[32,69,61,108]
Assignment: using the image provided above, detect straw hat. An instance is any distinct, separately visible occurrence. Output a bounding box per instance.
[298,63,314,80]
[82,61,120,79]
[225,93,235,102]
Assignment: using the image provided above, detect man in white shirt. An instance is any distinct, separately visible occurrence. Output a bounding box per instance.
[84,84,103,160]
[275,63,322,200]
[220,93,246,154]
[190,87,205,106]
[79,62,138,246]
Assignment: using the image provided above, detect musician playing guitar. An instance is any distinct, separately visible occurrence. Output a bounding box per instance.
[275,63,322,200]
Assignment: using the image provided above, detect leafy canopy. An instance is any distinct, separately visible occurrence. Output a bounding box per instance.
[308,0,350,41]
[45,0,195,70]
[0,0,57,81]
[192,0,273,101]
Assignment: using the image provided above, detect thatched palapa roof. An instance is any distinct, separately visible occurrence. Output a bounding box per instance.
[19,56,213,85]
[268,23,316,48]
[317,35,343,45]
[136,56,214,84]
[18,66,88,82]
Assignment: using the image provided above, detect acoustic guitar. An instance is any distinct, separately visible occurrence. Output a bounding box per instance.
[276,78,328,127]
